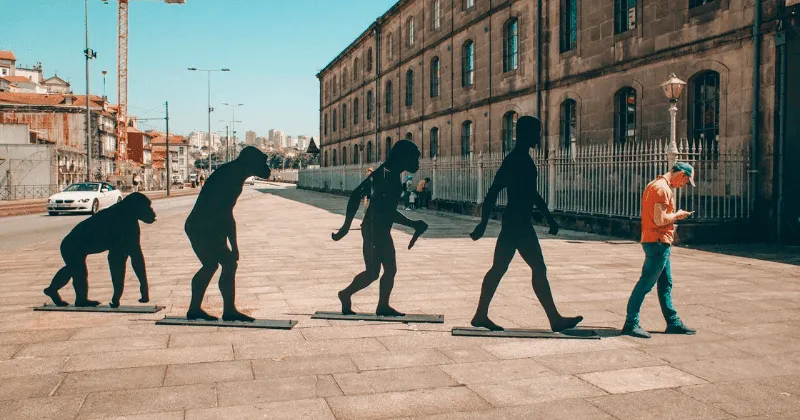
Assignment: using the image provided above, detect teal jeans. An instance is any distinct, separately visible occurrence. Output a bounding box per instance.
[625,243,680,326]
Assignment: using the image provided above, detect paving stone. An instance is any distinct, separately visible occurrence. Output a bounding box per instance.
[167,329,304,347]
[0,394,85,420]
[0,374,63,400]
[469,375,607,407]
[439,358,555,385]
[251,354,357,379]
[723,335,800,356]
[481,336,638,359]
[578,365,707,394]
[0,355,68,378]
[57,366,165,395]
[18,336,168,357]
[0,329,76,345]
[315,374,344,397]
[349,348,453,371]
[186,398,335,420]
[389,397,616,419]
[235,337,385,360]
[0,344,19,360]
[92,412,184,420]
[639,341,754,364]
[681,380,800,418]
[164,360,253,386]
[587,388,733,420]
[326,386,491,420]
[436,346,498,363]
[334,366,457,395]
[675,355,800,382]
[535,348,666,375]
[78,384,216,419]
[63,344,234,372]
[216,376,319,406]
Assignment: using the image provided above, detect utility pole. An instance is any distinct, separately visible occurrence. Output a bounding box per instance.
[165,101,170,196]
[84,0,97,182]
[225,125,230,162]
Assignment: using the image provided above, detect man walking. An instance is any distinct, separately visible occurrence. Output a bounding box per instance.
[622,162,697,339]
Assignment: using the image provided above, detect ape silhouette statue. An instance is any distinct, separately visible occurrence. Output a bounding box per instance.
[184,146,271,321]
[469,116,583,332]
[44,192,156,308]
[332,140,428,316]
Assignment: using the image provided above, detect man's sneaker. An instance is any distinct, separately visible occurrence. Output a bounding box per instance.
[621,323,651,339]
[665,321,696,335]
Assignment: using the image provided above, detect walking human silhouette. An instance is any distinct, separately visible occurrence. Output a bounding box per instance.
[469,116,583,332]
[184,146,271,322]
[331,140,428,317]
[44,192,156,308]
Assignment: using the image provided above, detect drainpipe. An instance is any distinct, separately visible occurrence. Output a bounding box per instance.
[775,24,786,243]
[488,0,493,155]
[536,0,543,122]
[750,0,761,224]
[450,0,455,155]
[375,25,381,161]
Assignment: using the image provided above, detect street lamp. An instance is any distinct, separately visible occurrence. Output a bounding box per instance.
[660,73,687,167]
[187,67,230,175]
[222,103,244,162]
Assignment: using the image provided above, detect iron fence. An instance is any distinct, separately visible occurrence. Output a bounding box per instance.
[1,185,60,201]
[297,139,750,222]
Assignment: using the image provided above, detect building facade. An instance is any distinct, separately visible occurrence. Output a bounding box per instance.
[317,0,793,240]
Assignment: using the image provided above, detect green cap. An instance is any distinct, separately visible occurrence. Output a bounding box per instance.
[672,162,696,186]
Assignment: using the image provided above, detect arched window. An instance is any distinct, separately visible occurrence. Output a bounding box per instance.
[342,69,347,90]
[333,109,337,132]
[430,57,440,98]
[614,87,637,144]
[324,113,328,136]
[354,98,359,125]
[560,99,577,150]
[366,141,373,162]
[432,0,441,30]
[354,58,359,82]
[385,81,393,114]
[406,132,413,141]
[333,78,338,95]
[502,112,517,153]
[429,127,439,158]
[406,69,414,107]
[353,144,359,165]
[324,151,328,167]
[464,0,475,10]
[689,70,720,152]
[461,121,472,157]
[342,104,347,129]
[407,17,415,46]
[342,147,347,165]
[615,0,637,34]
[367,90,373,120]
[367,48,373,72]
[388,32,394,60]
[385,136,392,160]
[503,18,519,72]
[462,40,474,87]
[561,0,577,53]
[332,149,337,166]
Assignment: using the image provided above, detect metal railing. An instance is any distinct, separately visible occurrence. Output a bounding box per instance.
[298,139,751,222]
[1,185,60,201]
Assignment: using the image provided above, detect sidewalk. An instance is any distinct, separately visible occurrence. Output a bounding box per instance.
[0,185,799,419]
[0,187,200,217]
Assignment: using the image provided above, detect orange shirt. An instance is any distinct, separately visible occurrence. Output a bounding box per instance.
[641,176,674,244]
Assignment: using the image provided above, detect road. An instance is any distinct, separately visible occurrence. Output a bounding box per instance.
[0,185,270,252]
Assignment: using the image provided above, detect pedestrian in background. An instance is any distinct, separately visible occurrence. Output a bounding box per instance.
[416,177,431,209]
[403,175,414,210]
[622,162,697,339]
[131,173,141,192]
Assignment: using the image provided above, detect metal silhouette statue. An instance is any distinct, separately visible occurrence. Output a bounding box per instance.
[469,116,583,332]
[44,192,156,308]
[184,146,271,322]
[332,140,428,317]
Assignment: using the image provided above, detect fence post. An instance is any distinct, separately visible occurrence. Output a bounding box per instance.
[476,152,484,204]
[548,147,556,211]
[432,156,437,200]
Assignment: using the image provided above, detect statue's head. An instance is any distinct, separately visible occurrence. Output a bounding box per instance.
[237,146,272,179]
[387,140,421,173]
[516,116,542,149]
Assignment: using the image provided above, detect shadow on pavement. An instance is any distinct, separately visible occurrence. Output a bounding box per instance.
[686,243,800,267]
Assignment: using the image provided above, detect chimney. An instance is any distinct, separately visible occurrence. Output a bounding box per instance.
[64,95,73,105]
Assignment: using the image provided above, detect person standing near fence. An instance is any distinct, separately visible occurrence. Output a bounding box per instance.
[403,175,414,210]
[469,115,583,332]
[622,162,696,339]
[416,177,431,209]
[131,173,141,193]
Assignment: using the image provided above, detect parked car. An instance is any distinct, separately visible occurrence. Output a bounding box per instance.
[245,176,255,186]
[47,182,123,216]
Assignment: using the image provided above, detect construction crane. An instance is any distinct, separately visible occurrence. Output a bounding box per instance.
[102,0,186,173]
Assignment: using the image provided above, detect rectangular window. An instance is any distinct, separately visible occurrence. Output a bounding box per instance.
[408,18,415,46]
[614,0,636,34]
[503,19,518,72]
[464,0,474,10]
[342,104,347,128]
[367,91,373,120]
[561,0,577,53]
[433,0,440,30]
[462,42,474,87]
[689,0,715,8]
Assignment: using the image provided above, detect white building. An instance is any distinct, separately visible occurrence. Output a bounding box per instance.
[245,130,256,146]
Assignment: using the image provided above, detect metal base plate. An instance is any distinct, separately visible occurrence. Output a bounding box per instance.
[155,316,297,330]
[312,311,444,324]
[34,304,164,314]
[452,327,600,339]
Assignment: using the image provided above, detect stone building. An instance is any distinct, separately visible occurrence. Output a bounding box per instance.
[317,0,796,241]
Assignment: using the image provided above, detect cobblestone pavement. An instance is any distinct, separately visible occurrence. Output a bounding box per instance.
[1,184,799,419]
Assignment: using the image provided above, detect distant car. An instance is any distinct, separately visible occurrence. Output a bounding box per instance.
[245,176,255,186]
[47,182,122,216]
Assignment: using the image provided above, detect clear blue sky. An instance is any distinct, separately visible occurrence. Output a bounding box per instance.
[2,0,396,139]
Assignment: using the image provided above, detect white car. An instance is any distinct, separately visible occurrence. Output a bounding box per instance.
[47,182,123,216]
[245,176,255,186]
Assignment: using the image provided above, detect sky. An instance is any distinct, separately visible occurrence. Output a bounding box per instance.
[1,0,396,139]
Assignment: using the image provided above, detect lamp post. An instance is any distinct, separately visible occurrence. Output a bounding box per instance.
[222,103,244,162]
[187,67,230,175]
[660,73,687,168]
